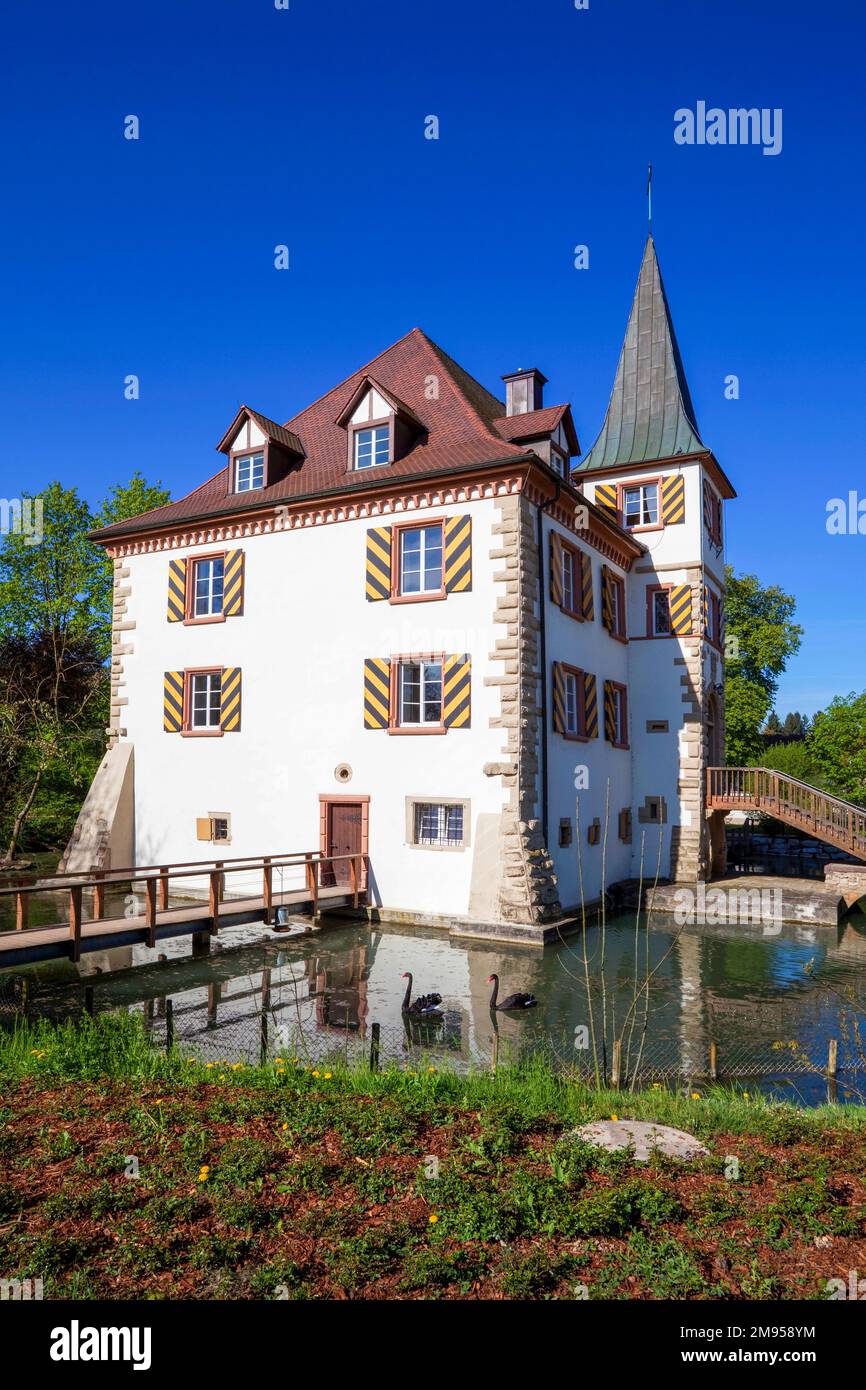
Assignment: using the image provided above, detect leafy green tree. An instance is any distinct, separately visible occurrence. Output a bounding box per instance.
[752,739,823,785]
[724,568,803,764]
[0,474,169,859]
[808,693,866,805]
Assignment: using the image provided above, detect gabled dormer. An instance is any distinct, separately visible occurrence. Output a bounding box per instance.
[335,376,426,473]
[217,406,305,496]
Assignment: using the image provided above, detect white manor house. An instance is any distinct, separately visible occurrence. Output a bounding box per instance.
[68,237,735,941]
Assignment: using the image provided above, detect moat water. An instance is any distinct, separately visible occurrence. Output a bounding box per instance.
[3,892,866,1104]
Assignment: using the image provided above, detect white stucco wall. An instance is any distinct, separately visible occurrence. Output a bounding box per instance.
[120,497,509,918]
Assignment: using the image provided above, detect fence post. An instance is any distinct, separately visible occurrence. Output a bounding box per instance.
[165,998,174,1052]
[369,1021,380,1073]
[827,1038,838,1078]
[15,891,28,932]
[84,985,94,1017]
[709,1040,718,1082]
[611,1039,622,1090]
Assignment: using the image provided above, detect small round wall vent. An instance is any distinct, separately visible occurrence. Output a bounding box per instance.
[334,763,353,784]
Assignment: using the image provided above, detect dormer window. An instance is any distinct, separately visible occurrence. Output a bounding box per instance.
[354,425,391,470]
[235,452,264,492]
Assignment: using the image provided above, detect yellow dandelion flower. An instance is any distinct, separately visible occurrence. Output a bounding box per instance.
[691,1092,701,1100]
[275,1058,284,1064]
[154,1099,163,1106]
[428,1213,439,1224]
[281,1123,289,1131]
[312,1069,320,1078]
[277,1067,285,1075]
[323,1072,332,1080]
[206,1062,214,1069]
[232,1063,242,1071]
[611,1114,618,1122]
[427,1066,436,1074]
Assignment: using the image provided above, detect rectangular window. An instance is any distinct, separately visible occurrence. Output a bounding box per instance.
[562,548,576,614]
[609,572,626,638]
[610,683,628,748]
[235,453,264,492]
[623,482,659,528]
[707,590,722,645]
[189,671,222,729]
[650,586,673,637]
[399,524,443,595]
[354,425,390,469]
[413,802,465,847]
[564,670,579,735]
[398,659,442,726]
[192,556,224,618]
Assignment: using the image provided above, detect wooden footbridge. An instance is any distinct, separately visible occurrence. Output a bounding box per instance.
[708,768,866,861]
[0,850,368,969]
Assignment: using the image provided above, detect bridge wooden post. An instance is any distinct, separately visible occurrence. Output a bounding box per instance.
[92,869,105,921]
[69,885,82,963]
[15,891,29,932]
[350,854,358,908]
[144,877,158,949]
[305,853,319,917]
[158,868,170,911]
[209,871,221,934]
[262,858,273,922]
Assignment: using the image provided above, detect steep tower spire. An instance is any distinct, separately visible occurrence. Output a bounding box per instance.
[577,236,706,472]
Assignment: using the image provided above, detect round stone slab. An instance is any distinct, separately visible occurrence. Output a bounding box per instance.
[572,1120,708,1162]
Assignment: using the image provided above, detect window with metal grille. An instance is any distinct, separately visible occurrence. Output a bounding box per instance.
[413,802,464,847]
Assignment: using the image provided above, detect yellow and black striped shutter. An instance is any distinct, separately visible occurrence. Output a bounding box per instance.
[363,658,391,728]
[595,482,618,520]
[163,671,184,732]
[580,551,594,620]
[443,654,471,728]
[600,565,612,631]
[670,583,693,635]
[167,559,187,622]
[365,526,393,602]
[703,585,710,635]
[549,531,563,606]
[603,680,616,742]
[702,479,712,530]
[583,673,598,738]
[220,667,242,732]
[223,550,245,617]
[661,474,686,525]
[552,661,566,733]
[444,515,472,592]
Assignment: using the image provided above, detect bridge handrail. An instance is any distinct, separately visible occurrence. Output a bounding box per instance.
[707,766,866,819]
[0,850,365,900]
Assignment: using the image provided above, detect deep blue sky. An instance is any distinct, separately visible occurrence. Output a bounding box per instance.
[1,0,863,713]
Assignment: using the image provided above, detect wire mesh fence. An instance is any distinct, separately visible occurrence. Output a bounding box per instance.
[3,969,865,1090]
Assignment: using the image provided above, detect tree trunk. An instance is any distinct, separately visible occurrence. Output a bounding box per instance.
[1,767,43,866]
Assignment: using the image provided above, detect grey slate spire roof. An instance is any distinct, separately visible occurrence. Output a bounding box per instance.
[576,236,707,472]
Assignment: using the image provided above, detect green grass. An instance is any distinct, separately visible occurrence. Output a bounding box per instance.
[4,1012,866,1140]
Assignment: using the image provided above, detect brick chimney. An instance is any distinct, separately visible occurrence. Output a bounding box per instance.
[502,368,547,417]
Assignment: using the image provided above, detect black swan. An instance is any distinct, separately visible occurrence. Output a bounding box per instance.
[488,973,538,1011]
[401,971,443,1017]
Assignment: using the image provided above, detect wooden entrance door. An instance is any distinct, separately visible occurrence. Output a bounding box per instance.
[321,799,366,887]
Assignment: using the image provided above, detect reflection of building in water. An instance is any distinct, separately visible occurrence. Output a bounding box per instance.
[307,942,373,1035]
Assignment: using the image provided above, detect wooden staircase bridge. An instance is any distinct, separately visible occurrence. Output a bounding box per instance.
[707,768,866,862]
[0,850,368,970]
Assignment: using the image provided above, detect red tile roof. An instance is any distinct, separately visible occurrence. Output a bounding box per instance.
[93,329,531,541]
[492,404,580,455]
